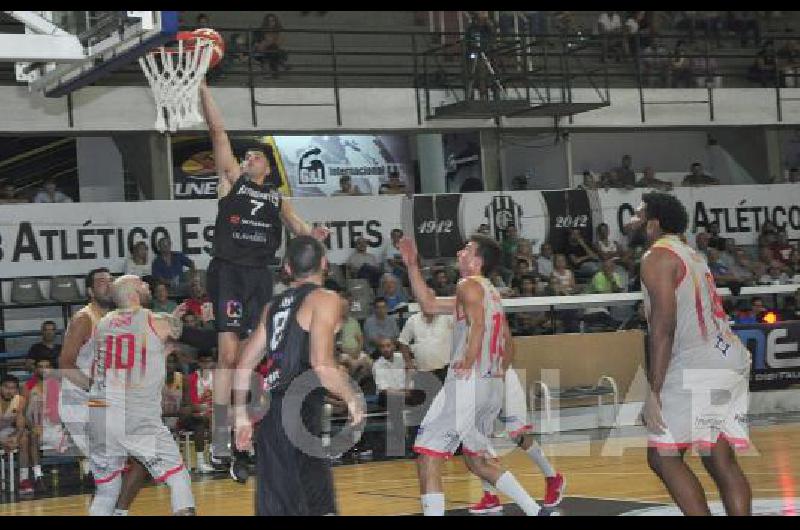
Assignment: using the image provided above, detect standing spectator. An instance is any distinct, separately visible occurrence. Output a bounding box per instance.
[566,228,601,278]
[186,352,215,473]
[27,321,61,369]
[549,254,576,295]
[18,358,54,496]
[331,174,363,196]
[597,11,623,62]
[379,170,407,195]
[397,310,453,384]
[151,281,178,313]
[537,242,554,279]
[32,178,72,203]
[669,40,692,88]
[124,241,152,281]
[681,162,719,186]
[622,12,640,58]
[0,183,26,204]
[636,166,673,189]
[613,155,636,188]
[463,11,499,102]
[253,13,289,78]
[381,228,407,283]
[347,237,382,287]
[151,237,195,290]
[363,297,400,350]
[0,375,21,455]
[380,273,408,313]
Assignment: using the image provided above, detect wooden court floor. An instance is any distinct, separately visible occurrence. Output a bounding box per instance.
[1,421,799,516]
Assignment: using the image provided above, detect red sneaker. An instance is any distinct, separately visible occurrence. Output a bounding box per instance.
[19,478,34,497]
[543,473,566,507]
[468,491,503,514]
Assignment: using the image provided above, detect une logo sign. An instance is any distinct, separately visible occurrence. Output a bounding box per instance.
[734,326,800,369]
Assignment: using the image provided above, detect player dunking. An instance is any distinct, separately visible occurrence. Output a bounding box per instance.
[632,192,751,516]
[232,236,364,515]
[58,268,149,513]
[198,80,329,481]
[399,235,550,516]
[87,275,195,516]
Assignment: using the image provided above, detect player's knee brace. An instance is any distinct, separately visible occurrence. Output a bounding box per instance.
[165,467,195,514]
[89,475,123,516]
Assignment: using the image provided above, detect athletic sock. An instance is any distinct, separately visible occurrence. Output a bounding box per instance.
[421,492,445,516]
[526,442,556,478]
[495,471,540,516]
[113,509,129,516]
[20,468,29,481]
[33,465,43,479]
[482,479,496,494]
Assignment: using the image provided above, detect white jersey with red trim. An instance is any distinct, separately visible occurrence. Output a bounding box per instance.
[90,307,166,414]
[642,235,749,372]
[61,304,104,400]
[452,276,507,378]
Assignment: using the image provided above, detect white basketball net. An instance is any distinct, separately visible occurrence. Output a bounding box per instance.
[139,37,215,133]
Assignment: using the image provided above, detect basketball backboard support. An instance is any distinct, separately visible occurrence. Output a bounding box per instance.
[3,11,177,98]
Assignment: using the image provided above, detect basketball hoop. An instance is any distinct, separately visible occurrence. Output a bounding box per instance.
[139,29,224,133]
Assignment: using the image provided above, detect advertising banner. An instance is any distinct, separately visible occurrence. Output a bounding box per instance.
[734,321,800,390]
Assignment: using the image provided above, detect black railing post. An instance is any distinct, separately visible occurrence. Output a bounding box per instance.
[544,32,551,103]
[705,34,714,121]
[247,29,257,128]
[423,50,431,118]
[412,34,421,125]
[330,32,342,126]
[635,34,645,123]
[775,48,783,123]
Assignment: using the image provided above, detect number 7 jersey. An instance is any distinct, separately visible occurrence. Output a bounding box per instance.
[89,308,167,413]
[642,235,749,372]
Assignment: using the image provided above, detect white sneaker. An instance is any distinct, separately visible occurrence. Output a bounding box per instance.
[196,463,216,474]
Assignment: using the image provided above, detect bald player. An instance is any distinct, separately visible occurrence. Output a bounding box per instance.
[198,79,329,481]
[87,275,195,516]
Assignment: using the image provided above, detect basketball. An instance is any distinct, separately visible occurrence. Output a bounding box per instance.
[175,28,225,69]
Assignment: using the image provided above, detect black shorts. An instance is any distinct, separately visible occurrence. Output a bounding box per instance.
[254,396,336,516]
[207,257,273,336]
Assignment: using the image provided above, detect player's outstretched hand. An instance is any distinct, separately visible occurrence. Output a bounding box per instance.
[311,225,331,242]
[347,396,365,427]
[234,416,253,451]
[398,237,419,268]
[642,392,666,435]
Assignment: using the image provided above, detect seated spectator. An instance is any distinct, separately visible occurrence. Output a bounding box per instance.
[730,247,756,285]
[613,154,636,188]
[429,269,456,297]
[19,358,54,496]
[690,48,721,88]
[515,237,536,270]
[489,269,515,298]
[332,174,363,196]
[500,226,521,272]
[566,228,601,278]
[707,248,741,287]
[186,352,215,473]
[184,278,213,326]
[152,237,195,291]
[27,320,61,369]
[338,293,365,356]
[380,273,408,314]
[636,166,673,190]
[734,300,758,324]
[751,297,767,321]
[124,241,153,282]
[151,281,178,313]
[580,170,598,189]
[381,228,407,283]
[372,337,410,396]
[753,262,770,285]
[729,11,760,48]
[32,178,72,203]
[0,375,21,456]
[347,237,382,288]
[770,230,794,265]
[788,249,800,278]
[762,265,790,285]
[253,13,289,78]
[682,162,719,186]
[758,220,780,248]
[720,238,738,268]
[510,276,550,335]
[0,183,26,204]
[537,242,554,279]
[669,40,692,88]
[748,39,777,88]
[589,259,625,294]
[597,11,623,62]
[641,39,670,88]
[781,296,799,322]
[363,298,399,350]
[759,245,790,273]
[706,222,727,251]
[379,170,407,195]
[694,232,711,260]
[550,254,577,295]
[509,258,535,293]
[476,223,491,236]
[619,301,648,331]
[593,222,624,263]
[182,312,201,330]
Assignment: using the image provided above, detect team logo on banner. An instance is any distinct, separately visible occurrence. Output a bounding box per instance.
[298,148,326,185]
[484,195,523,241]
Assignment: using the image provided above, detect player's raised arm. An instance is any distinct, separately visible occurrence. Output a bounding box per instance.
[398,237,456,315]
[309,291,364,425]
[58,314,93,392]
[279,197,331,241]
[199,79,241,197]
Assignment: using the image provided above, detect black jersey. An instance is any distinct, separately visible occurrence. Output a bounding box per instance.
[212,176,283,268]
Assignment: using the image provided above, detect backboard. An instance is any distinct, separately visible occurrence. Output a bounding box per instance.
[2,11,178,97]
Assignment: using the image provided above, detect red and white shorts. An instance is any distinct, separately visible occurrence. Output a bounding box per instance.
[648,367,750,452]
[413,373,504,458]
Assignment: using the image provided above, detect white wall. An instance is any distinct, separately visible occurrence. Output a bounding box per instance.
[76,137,125,202]
[4,86,800,133]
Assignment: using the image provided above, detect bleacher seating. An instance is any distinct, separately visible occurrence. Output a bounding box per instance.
[48,276,82,303]
[10,278,46,305]
[346,279,375,320]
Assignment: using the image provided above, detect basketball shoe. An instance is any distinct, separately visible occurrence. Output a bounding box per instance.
[543,473,566,507]
[468,491,503,514]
